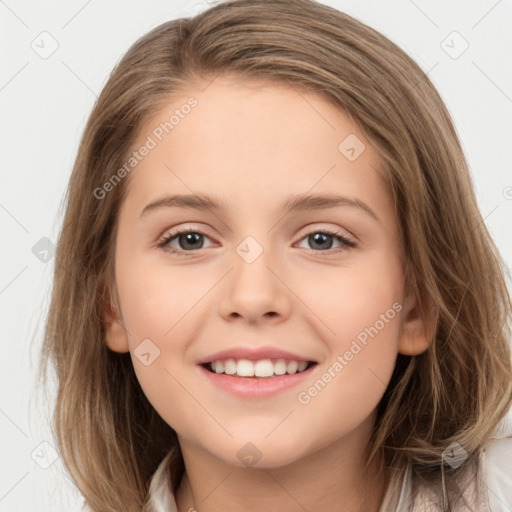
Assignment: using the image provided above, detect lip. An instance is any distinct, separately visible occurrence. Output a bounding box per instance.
[196,346,316,365]
[198,362,318,398]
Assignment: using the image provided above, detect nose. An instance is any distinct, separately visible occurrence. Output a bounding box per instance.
[218,248,293,325]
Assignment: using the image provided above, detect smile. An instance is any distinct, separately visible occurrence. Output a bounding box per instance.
[198,359,318,398]
[203,358,315,378]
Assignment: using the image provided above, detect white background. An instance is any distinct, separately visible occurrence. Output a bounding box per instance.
[1,0,511,510]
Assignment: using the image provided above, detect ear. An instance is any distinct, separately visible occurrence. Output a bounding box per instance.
[397,287,434,356]
[101,283,130,353]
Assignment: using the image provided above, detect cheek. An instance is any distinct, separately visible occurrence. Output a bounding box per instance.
[297,249,403,349]
[293,286,402,450]
[115,251,209,342]
[293,251,403,411]
[114,249,216,427]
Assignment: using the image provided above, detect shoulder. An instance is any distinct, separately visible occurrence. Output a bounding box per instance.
[390,407,512,512]
[480,407,512,511]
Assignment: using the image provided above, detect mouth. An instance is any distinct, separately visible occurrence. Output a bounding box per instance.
[198,357,318,398]
[200,358,318,379]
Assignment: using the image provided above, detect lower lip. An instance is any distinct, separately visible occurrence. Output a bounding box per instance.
[198,364,317,398]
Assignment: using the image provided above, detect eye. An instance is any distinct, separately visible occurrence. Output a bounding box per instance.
[296,229,356,254]
[157,228,215,257]
[157,227,357,257]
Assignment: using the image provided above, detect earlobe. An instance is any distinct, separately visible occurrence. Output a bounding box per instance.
[102,288,130,354]
[397,290,434,356]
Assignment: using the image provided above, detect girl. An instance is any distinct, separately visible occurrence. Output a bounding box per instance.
[39,0,512,510]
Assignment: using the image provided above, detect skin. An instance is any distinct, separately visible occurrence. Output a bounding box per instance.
[103,75,430,512]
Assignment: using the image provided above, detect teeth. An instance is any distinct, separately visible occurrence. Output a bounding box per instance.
[224,358,237,375]
[297,361,308,372]
[287,361,298,374]
[274,359,287,375]
[208,358,312,378]
[237,359,255,377]
[254,360,274,377]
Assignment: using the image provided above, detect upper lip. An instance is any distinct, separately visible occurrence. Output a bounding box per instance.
[196,346,317,365]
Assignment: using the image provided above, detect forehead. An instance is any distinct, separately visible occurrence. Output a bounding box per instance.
[123,76,389,218]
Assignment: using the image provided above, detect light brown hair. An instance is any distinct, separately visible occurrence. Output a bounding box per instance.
[39,0,512,510]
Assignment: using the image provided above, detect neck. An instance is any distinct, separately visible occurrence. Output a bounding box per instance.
[174,419,388,512]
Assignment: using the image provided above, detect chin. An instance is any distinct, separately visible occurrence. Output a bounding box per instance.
[211,435,311,469]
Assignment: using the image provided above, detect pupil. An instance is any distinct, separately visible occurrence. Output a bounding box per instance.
[180,232,202,250]
[310,233,333,250]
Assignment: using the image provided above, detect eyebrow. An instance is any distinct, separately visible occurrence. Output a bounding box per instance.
[140,192,380,223]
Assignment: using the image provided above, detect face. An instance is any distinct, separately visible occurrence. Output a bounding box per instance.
[104,75,428,468]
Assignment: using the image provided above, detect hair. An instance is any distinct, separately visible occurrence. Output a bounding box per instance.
[38,0,512,510]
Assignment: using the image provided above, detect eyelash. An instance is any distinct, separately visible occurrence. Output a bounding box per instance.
[156,227,357,257]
